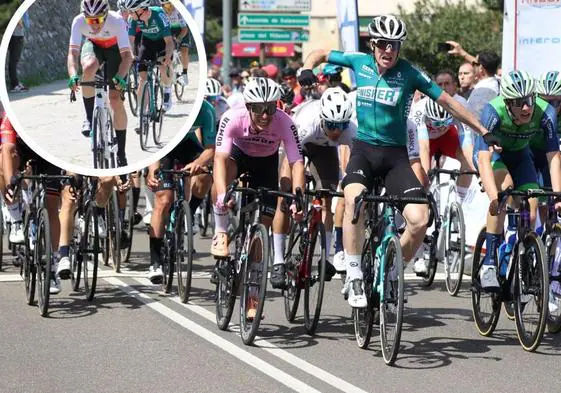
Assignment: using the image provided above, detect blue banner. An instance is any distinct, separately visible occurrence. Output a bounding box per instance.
[336,0,359,86]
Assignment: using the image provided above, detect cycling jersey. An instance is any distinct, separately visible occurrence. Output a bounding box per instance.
[216,108,303,164]
[128,7,171,41]
[165,9,186,29]
[69,11,130,52]
[184,99,217,148]
[0,113,17,145]
[292,99,356,147]
[409,95,469,141]
[327,51,442,147]
[476,96,558,153]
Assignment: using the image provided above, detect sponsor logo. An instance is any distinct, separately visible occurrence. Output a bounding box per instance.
[352,169,365,178]
[361,64,375,74]
[142,27,161,34]
[521,0,561,9]
[518,36,561,45]
[357,87,401,106]
[357,72,374,79]
[290,124,303,156]
[215,116,230,146]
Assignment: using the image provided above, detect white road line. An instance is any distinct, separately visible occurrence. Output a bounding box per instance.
[0,274,22,282]
[133,277,369,393]
[104,276,321,393]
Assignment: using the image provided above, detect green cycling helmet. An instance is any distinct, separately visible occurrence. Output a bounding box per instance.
[537,71,561,97]
[500,70,535,100]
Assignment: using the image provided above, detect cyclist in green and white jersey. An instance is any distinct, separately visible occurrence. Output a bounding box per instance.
[160,0,190,86]
[299,15,499,307]
[474,70,561,291]
[145,98,216,283]
[123,0,175,117]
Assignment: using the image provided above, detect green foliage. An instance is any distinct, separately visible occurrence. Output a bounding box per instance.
[0,0,20,39]
[398,0,502,76]
[481,0,504,12]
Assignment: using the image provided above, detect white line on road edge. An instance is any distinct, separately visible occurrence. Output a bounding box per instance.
[0,274,23,282]
[133,277,369,393]
[104,277,321,393]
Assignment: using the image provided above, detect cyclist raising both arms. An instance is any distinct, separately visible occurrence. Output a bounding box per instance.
[68,0,133,168]
[299,15,500,307]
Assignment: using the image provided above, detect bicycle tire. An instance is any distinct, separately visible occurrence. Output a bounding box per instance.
[380,235,404,366]
[514,231,548,352]
[107,192,121,273]
[174,80,185,101]
[354,237,376,349]
[35,209,52,317]
[216,258,238,330]
[70,209,81,292]
[161,229,174,294]
[153,83,165,146]
[176,201,194,303]
[304,222,326,335]
[91,107,104,169]
[23,207,36,305]
[139,81,151,150]
[547,230,561,333]
[471,227,501,336]
[106,114,116,169]
[120,189,134,263]
[445,202,466,296]
[127,67,139,117]
[240,223,269,345]
[82,201,99,301]
[200,191,214,237]
[283,221,301,322]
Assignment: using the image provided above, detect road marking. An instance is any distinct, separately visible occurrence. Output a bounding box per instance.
[0,274,22,282]
[104,276,321,393]
[134,277,369,393]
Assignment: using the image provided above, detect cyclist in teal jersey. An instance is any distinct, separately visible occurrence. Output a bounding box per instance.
[160,0,190,86]
[474,70,561,290]
[124,0,175,115]
[298,15,499,307]
[145,98,216,283]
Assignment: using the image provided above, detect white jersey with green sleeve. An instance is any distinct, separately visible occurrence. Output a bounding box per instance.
[327,51,442,147]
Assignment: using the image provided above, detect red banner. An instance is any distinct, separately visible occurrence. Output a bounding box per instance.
[216,42,295,57]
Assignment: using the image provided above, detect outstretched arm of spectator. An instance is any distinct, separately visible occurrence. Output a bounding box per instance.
[446,41,476,64]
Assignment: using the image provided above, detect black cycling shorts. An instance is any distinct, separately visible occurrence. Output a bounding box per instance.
[138,37,166,72]
[230,144,279,217]
[159,138,204,190]
[342,140,425,205]
[304,143,339,191]
[16,138,63,194]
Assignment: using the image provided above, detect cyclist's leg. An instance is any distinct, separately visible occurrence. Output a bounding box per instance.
[105,45,128,167]
[450,125,474,201]
[80,40,102,135]
[136,39,152,130]
[270,155,291,288]
[179,32,190,83]
[333,145,350,272]
[154,39,173,111]
[56,173,80,280]
[4,138,24,243]
[529,146,550,230]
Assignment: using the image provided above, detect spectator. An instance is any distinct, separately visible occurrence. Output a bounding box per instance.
[435,69,465,102]
[251,68,268,78]
[262,64,279,82]
[458,62,476,99]
[8,2,29,93]
[228,68,243,93]
[322,63,350,92]
[496,67,503,79]
[282,66,302,106]
[208,64,221,81]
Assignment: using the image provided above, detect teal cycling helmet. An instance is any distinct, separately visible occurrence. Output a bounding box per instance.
[537,71,561,96]
[322,64,343,77]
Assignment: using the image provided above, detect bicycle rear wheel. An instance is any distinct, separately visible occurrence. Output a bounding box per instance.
[106,191,121,273]
[176,201,194,303]
[153,83,165,146]
[91,107,104,169]
[380,235,404,366]
[127,67,139,116]
[216,258,238,330]
[82,201,99,301]
[444,202,466,296]
[200,191,214,237]
[514,231,548,352]
[471,227,501,336]
[23,208,36,305]
[70,210,82,292]
[283,221,301,322]
[354,238,376,349]
[139,81,150,150]
[35,209,52,317]
[240,223,269,345]
[120,189,134,263]
[161,231,174,294]
[304,222,326,335]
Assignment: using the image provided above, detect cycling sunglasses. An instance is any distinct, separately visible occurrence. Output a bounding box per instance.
[506,95,535,108]
[324,120,349,131]
[85,14,106,25]
[248,102,277,116]
[427,117,454,128]
[370,39,401,52]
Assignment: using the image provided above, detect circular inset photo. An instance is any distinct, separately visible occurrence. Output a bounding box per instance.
[0,0,207,176]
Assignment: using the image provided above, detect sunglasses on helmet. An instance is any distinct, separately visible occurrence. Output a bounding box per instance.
[248,102,277,116]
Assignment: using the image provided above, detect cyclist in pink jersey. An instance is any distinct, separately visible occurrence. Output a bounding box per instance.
[212,78,305,312]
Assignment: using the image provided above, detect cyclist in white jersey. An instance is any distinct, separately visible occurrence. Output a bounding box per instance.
[161,0,190,85]
[68,0,133,168]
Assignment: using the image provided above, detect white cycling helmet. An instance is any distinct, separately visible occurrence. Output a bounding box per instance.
[320,88,353,123]
[368,15,407,42]
[501,70,535,100]
[81,0,109,16]
[205,78,222,97]
[243,77,281,104]
[537,71,561,97]
[122,0,151,11]
[424,99,452,122]
[117,0,126,11]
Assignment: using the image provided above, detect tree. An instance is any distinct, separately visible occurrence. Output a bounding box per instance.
[398,0,502,77]
[0,0,20,39]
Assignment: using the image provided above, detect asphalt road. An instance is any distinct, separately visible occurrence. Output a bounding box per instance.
[1,212,561,393]
[6,61,201,172]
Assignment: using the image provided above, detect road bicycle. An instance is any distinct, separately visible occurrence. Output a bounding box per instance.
[137,58,166,150]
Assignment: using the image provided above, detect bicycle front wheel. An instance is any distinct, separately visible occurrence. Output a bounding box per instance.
[153,83,165,146]
[304,222,326,335]
[120,189,134,264]
[283,221,301,322]
[216,258,238,330]
[127,67,139,116]
[91,107,104,169]
[240,223,269,345]
[445,202,466,296]
[82,201,99,301]
[161,232,174,294]
[35,209,52,317]
[106,192,121,273]
[380,235,404,365]
[354,237,376,349]
[138,81,151,150]
[514,231,548,352]
[176,201,194,303]
[23,207,36,305]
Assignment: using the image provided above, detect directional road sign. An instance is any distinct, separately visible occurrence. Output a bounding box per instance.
[238,0,312,12]
[238,29,310,43]
[238,13,310,28]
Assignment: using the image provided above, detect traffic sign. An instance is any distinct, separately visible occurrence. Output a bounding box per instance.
[238,29,310,43]
[239,0,311,12]
[238,13,310,28]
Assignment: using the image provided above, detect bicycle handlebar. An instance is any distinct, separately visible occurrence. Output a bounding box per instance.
[351,189,428,225]
[428,168,479,180]
[498,186,561,213]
